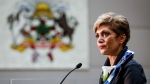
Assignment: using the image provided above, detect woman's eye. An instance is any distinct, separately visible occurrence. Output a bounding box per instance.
[95,34,99,38]
[102,32,109,37]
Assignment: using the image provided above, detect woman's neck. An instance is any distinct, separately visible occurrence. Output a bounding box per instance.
[108,56,117,66]
[108,46,123,66]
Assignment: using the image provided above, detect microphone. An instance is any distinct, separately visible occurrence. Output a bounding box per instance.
[60,63,82,84]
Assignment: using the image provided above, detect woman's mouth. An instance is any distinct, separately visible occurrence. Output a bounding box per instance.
[99,45,106,49]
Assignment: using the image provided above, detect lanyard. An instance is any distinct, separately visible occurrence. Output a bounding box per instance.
[104,50,134,84]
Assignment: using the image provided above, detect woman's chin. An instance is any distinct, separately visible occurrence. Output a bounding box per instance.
[100,49,109,55]
[100,51,106,55]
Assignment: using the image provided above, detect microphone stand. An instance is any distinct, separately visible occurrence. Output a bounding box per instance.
[60,63,82,84]
[60,68,76,84]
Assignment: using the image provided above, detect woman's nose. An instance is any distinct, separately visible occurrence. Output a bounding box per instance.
[98,37,104,43]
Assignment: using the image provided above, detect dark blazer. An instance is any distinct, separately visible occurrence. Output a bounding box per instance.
[99,46,147,84]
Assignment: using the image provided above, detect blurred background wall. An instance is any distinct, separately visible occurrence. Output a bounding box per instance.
[0,0,150,84]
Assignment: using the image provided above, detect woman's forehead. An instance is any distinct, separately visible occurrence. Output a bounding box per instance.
[96,25,112,32]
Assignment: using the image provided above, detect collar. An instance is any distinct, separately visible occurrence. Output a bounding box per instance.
[104,49,134,84]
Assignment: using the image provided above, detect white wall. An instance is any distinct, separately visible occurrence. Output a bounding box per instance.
[0,0,150,84]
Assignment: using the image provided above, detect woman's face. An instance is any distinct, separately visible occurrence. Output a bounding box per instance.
[95,25,123,56]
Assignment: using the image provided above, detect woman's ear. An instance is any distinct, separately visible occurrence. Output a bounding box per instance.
[119,34,126,44]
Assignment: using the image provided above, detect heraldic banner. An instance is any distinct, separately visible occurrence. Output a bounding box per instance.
[0,0,89,70]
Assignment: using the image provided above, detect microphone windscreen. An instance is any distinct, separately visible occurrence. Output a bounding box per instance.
[76,63,82,69]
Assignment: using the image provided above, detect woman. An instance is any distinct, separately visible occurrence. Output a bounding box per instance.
[93,12,147,84]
